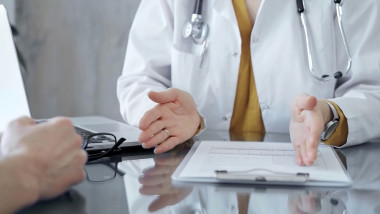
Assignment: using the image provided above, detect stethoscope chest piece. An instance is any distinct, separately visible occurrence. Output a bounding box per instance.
[183,0,208,45]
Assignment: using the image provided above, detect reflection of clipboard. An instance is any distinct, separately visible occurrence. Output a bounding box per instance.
[172,141,352,187]
[214,169,309,183]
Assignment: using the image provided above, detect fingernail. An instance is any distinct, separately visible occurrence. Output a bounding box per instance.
[141,143,147,148]
[308,152,315,160]
[297,159,302,165]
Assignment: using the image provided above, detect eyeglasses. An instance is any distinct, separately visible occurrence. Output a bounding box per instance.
[85,156,125,182]
[82,133,126,162]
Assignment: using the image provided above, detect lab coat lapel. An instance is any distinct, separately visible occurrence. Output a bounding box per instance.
[212,0,268,25]
[212,0,238,27]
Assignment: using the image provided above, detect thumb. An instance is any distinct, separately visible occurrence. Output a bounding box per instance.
[293,94,317,111]
[148,89,179,104]
[12,116,35,126]
[291,94,317,121]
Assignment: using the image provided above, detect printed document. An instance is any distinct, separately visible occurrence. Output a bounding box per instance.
[172,141,352,186]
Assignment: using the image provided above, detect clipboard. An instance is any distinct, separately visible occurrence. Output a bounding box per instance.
[172,141,352,187]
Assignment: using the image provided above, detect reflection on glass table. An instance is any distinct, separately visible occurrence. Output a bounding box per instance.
[119,141,195,214]
[117,134,380,214]
[85,156,125,183]
[17,189,86,214]
[288,191,347,214]
[119,154,349,214]
[19,130,380,214]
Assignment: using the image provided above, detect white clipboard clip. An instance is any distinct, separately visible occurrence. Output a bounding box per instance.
[215,168,310,184]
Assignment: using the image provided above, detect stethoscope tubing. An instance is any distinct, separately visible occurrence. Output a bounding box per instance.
[298,0,352,81]
[184,0,352,81]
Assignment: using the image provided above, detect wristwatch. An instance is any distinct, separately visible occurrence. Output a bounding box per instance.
[321,101,340,141]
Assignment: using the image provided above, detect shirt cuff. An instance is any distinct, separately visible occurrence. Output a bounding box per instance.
[322,100,348,147]
[193,113,206,137]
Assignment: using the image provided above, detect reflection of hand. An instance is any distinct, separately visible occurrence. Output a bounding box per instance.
[138,88,201,154]
[138,154,192,212]
[288,192,322,214]
[290,94,331,166]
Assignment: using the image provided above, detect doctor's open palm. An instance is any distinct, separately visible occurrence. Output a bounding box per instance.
[290,94,332,166]
[138,88,201,154]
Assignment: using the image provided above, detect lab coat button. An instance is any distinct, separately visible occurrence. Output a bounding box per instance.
[222,116,228,121]
[261,104,270,110]
[252,36,260,43]
[232,51,239,56]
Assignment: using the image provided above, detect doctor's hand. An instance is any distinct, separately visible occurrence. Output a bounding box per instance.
[290,94,332,166]
[138,88,201,154]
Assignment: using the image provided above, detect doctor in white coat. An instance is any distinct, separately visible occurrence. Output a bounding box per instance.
[117,0,380,165]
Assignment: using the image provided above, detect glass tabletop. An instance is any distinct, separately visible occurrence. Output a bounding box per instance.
[18,130,380,214]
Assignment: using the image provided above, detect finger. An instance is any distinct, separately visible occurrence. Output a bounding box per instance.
[139,107,163,130]
[291,95,317,119]
[141,129,170,149]
[154,156,183,166]
[305,136,319,166]
[153,137,180,154]
[41,164,86,199]
[301,139,317,166]
[47,117,73,127]
[148,88,179,104]
[299,143,308,166]
[294,144,303,165]
[9,116,34,128]
[62,151,87,182]
[304,195,318,212]
[76,149,88,167]
[296,94,317,110]
[45,117,76,137]
[142,164,172,176]
[139,183,171,195]
[148,189,191,212]
[51,118,83,150]
[291,96,312,123]
[299,124,316,166]
[74,134,84,149]
[305,118,323,165]
[148,195,178,212]
[138,120,165,142]
[139,173,170,186]
[148,196,179,212]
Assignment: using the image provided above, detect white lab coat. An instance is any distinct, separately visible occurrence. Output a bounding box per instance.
[117,0,380,147]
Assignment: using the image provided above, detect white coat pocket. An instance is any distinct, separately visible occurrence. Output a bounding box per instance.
[170,45,210,94]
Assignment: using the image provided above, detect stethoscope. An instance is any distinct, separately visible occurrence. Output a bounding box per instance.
[183,0,208,45]
[183,0,352,81]
[298,0,352,81]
